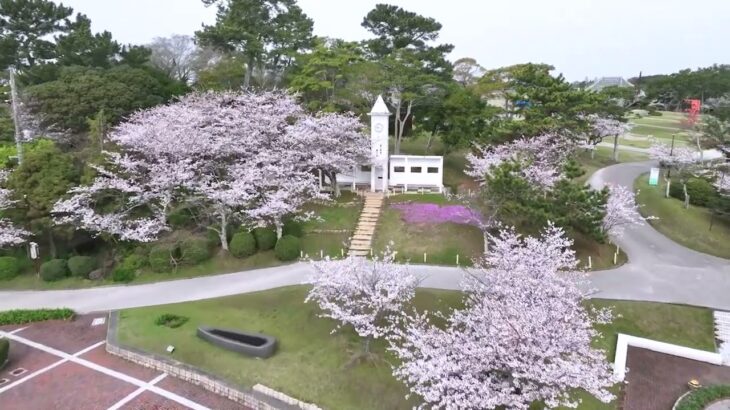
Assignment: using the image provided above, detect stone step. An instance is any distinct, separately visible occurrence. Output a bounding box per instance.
[349,246,371,252]
[352,234,372,240]
[349,251,369,257]
[357,222,378,228]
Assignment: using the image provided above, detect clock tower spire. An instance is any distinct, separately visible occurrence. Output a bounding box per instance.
[368,95,391,192]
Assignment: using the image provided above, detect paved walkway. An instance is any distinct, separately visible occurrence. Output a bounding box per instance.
[0,161,727,313]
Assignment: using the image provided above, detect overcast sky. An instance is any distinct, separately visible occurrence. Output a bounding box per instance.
[59,0,729,81]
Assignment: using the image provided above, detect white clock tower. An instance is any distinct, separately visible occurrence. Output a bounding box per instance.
[369,95,390,192]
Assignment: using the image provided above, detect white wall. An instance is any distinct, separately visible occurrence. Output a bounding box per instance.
[389,155,443,189]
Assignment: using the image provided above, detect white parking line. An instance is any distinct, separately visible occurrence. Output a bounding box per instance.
[7,327,27,335]
[0,331,209,410]
[0,341,105,395]
[107,373,168,410]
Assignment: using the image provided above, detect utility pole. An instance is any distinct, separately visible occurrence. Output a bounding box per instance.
[8,66,23,165]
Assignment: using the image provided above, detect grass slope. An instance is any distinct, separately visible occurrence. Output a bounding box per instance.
[118,287,715,410]
[635,175,730,259]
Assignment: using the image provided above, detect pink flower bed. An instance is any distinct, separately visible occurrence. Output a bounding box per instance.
[391,203,482,226]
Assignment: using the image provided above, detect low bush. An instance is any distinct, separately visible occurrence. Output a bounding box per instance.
[253,227,277,250]
[168,205,195,228]
[40,259,68,282]
[148,244,175,272]
[155,313,189,328]
[648,110,662,116]
[112,267,135,283]
[0,308,75,325]
[676,384,730,410]
[0,256,20,280]
[0,339,8,368]
[180,238,211,265]
[669,178,718,207]
[275,235,301,261]
[230,232,257,258]
[67,256,97,278]
[282,219,303,238]
[121,254,147,272]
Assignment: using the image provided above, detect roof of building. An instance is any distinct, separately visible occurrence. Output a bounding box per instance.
[369,95,391,115]
[586,77,634,92]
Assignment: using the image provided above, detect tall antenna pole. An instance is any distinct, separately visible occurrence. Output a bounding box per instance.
[9,66,23,165]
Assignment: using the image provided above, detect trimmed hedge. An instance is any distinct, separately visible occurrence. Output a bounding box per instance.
[149,244,175,272]
[230,232,257,258]
[155,313,189,328]
[67,256,97,278]
[670,178,719,207]
[40,259,68,282]
[676,385,730,410]
[275,235,301,261]
[180,238,211,265]
[253,227,277,250]
[112,267,135,283]
[121,254,147,272]
[0,256,20,280]
[0,308,75,325]
[282,219,303,238]
[0,339,7,368]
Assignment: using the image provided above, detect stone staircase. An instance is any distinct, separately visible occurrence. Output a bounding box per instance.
[715,311,730,362]
[348,192,384,257]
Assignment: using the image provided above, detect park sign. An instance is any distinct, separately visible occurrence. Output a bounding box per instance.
[649,167,660,186]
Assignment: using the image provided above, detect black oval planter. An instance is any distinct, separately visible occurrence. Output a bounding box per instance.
[197,326,277,358]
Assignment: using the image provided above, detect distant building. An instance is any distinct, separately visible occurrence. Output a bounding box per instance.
[585,77,634,92]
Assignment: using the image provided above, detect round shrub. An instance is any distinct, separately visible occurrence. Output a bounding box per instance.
[67,256,97,278]
[112,267,135,283]
[282,219,303,238]
[253,227,277,250]
[167,206,194,228]
[274,235,300,261]
[669,178,718,207]
[0,338,8,368]
[0,256,20,280]
[40,259,68,282]
[148,244,175,272]
[230,232,257,258]
[121,254,147,272]
[155,313,189,328]
[180,238,211,265]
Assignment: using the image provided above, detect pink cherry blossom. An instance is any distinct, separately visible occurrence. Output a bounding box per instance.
[0,171,29,247]
[603,184,651,238]
[388,224,617,409]
[467,133,575,189]
[306,250,421,350]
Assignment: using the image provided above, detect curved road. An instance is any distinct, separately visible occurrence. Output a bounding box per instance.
[0,161,727,313]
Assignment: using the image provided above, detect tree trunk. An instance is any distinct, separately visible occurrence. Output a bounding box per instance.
[48,230,57,259]
[243,56,254,89]
[331,172,341,198]
[590,147,596,159]
[363,337,371,354]
[683,183,690,209]
[613,135,619,161]
[394,101,403,154]
[218,211,229,251]
[665,177,671,198]
[275,221,283,239]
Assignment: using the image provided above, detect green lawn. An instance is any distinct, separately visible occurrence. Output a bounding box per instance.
[117,286,715,410]
[635,175,730,259]
[372,196,484,266]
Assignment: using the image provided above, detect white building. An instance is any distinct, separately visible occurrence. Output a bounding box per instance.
[334,96,444,193]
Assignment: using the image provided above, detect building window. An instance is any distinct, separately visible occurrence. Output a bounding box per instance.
[427,167,439,174]
[410,166,422,173]
[361,165,371,172]
[394,166,405,173]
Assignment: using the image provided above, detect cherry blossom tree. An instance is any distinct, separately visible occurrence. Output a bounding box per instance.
[388,225,617,409]
[581,115,632,160]
[648,141,701,206]
[602,184,650,238]
[467,133,574,190]
[292,113,371,197]
[306,250,420,354]
[0,171,29,247]
[54,91,342,247]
